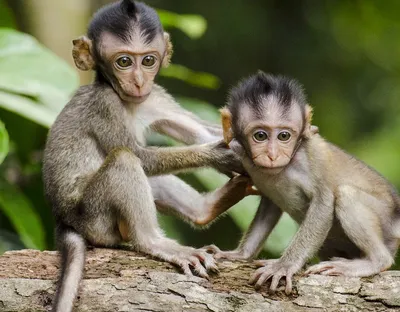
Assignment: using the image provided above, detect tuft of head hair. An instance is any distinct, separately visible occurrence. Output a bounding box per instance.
[88,0,163,45]
[228,71,307,120]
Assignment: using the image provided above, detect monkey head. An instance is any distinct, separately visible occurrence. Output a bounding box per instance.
[72,0,173,103]
[224,71,314,173]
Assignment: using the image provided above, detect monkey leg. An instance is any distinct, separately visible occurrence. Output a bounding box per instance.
[150,174,254,226]
[78,148,217,278]
[203,197,282,260]
[306,185,394,277]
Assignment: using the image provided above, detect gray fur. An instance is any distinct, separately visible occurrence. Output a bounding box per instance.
[44,82,244,312]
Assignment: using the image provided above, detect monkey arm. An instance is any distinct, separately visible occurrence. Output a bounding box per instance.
[280,190,334,267]
[150,174,252,226]
[250,189,334,294]
[204,197,282,260]
[150,111,222,145]
[92,115,242,176]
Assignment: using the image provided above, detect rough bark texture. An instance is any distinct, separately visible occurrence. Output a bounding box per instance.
[0,249,400,311]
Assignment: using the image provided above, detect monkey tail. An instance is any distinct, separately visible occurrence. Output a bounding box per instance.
[52,225,86,312]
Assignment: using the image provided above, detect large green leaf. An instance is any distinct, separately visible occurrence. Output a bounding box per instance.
[0,178,45,250]
[0,28,79,127]
[0,120,8,164]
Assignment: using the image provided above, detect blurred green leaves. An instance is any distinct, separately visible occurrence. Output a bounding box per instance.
[161,64,220,89]
[157,9,207,39]
[0,28,79,127]
[0,27,78,251]
[0,179,45,249]
[0,0,16,28]
[0,120,8,164]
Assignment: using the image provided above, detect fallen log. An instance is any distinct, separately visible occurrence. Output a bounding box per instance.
[0,249,399,311]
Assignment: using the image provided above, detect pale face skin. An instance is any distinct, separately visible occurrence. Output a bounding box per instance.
[239,96,304,172]
[98,31,166,103]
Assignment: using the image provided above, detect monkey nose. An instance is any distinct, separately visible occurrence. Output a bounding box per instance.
[134,79,144,89]
[267,153,278,161]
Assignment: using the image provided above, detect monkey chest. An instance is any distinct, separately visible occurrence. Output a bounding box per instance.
[125,103,160,145]
[253,171,313,222]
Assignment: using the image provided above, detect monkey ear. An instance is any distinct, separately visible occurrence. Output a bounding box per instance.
[72,36,95,71]
[162,32,173,68]
[220,107,234,144]
[302,104,315,139]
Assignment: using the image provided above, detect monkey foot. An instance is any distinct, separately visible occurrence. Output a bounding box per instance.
[305,258,390,277]
[162,246,219,279]
[201,244,251,261]
[249,259,300,295]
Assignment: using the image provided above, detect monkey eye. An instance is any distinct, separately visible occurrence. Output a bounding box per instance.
[253,131,268,142]
[277,131,291,141]
[116,56,133,69]
[142,55,156,67]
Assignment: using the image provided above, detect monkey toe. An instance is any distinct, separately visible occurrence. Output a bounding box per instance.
[305,263,335,275]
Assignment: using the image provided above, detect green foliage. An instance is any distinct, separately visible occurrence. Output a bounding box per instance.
[0,28,79,127]
[0,27,79,251]
[0,120,8,164]
[0,179,45,249]
[157,9,207,39]
[0,0,16,28]
[160,64,220,89]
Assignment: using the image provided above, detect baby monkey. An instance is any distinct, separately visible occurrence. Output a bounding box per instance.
[207,71,400,294]
[44,1,251,312]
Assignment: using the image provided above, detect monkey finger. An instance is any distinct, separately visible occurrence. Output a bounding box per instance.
[304,264,334,275]
[179,261,194,276]
[195,251,219,273]
[255,271,273,290]
[201,244,222,254]
[320,268,343,276]
[285,274,293,295]
[269,273,282,292]
[249,266,270,285]
[189,256,209,280]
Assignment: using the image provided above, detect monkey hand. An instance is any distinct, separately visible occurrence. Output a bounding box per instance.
[249,258,301,295]
[210,140,246,175]
[201,244,252,261]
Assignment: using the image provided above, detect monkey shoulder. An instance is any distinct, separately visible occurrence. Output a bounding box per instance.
[151,84,180,109]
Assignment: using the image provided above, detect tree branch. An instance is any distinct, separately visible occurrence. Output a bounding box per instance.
[0,249,399,311]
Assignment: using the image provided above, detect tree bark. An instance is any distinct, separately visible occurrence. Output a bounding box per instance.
[0,249,399,312]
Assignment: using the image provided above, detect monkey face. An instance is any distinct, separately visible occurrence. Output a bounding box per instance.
[97,31,167,103]
[73,30,173,104]
[238,97,304,172]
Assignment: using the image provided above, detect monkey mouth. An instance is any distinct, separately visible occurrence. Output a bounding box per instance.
[130,93,150,103]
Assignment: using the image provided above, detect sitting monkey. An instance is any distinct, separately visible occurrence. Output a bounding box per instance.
[206,71,400,294]
[44,1,252,312]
